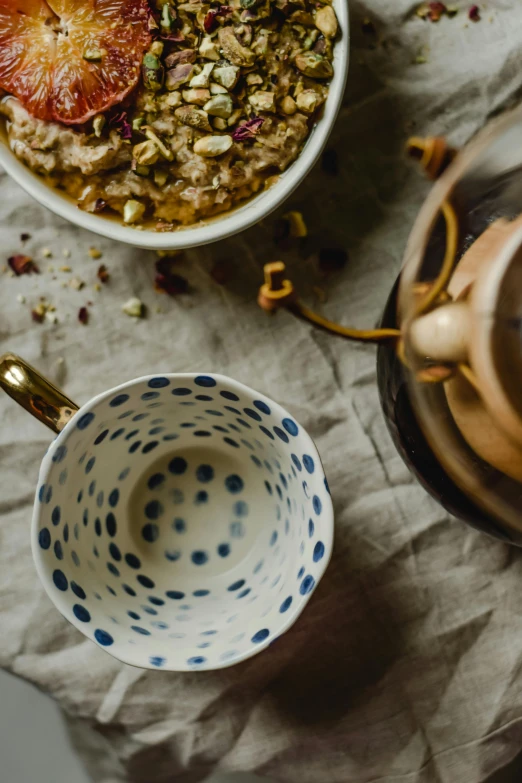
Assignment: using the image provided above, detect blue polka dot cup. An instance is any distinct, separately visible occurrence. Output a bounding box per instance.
[0,354,333,670]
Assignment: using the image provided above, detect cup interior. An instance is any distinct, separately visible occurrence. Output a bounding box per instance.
[33,374,333,670]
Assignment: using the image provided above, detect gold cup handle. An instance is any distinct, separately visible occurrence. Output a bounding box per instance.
[0,353,79,434]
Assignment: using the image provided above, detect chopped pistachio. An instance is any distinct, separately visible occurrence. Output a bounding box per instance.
[175,105,212,131]
[166,63,194,91]
[246,73,264,85]
[93,115,106,137]
[41,248,52,258]
[296,88,324,113]
[199,36,221,61]
[150,41,164,57]
[193,135,233,157]
[227,108,243,126]
[295,52,333,79]
[303,29,320,50]
[218,27,256,67]
[315,5,338,37]
[83,47,107,61]
[189,62,215,88]
[161,3,173,30]
[154,170,168,187]
[60,265,71,272]
[182,88,212,105]
[142,52,164,91]
[133,139,160,165]
[212,63,240,90]
[204,94,234,118]
[132,117,145,131]
[133,163,150,176]
[212,117,228,130]
[160,90,181,109]
[281,95,297,114]
[69,277,85,290]
[88,247,102,259]
[123,200,146,224]
[122,297,144,317]
[143,127,174,160]
[210,82,228,95]
[248,90,276,112]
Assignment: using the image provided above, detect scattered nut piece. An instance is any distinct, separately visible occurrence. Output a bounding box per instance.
[315,5,338,38]
[93,115,106,137]
[175,105,212,131]
[97,264,109,283]
[212,63,240,90]
[62,248,71,258]
[218,27,256,67]
[295,52,333,79]
[122,297,145,317]
[193,135,233,157]
[199,36,221,60]
[204,94,234,118]
[166,63,194,91]
[88,247,102,260]
[123,199,146,224]
[296,89,324,113]
[69,277,85,290]
[183,88,212,106]
[133,140,160,165]
[60,265,71,272]
[212,117,228,130]
[41,248,52,258]
[189,62,215,88]
[281,95,297,115]
[248,91,276,112]
[17,294,26,304]
[210,82,228,95]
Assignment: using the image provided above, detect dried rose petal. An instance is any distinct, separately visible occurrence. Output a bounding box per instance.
[211,259,234,285]
[8,254,39,275]
[318,247,348,274]
[78,306,89,324]
[204,5,233,33]
[160,31,185,42]
[469,4,480,20]
[93,198,107,213]
[20,233,31,242]
[428,2,447,21]
[109,112,132,140]
[31,308,45,323]
[155,273,189,295]
[232,117,264,142]
[97,264,109,283]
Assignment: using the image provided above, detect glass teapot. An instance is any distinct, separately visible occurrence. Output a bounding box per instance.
[259,106,522,545]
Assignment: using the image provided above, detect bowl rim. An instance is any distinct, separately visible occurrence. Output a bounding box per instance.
[32,372,335,671]
[0,0,349,250]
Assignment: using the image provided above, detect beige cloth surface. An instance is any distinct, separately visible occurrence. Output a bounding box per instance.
[2,2,522,782]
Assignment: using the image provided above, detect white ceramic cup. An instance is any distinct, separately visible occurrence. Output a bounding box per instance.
[0,2,349,250]
[0,354,334,670]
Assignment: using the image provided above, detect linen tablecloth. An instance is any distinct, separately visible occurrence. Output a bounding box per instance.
[2,2,522,782]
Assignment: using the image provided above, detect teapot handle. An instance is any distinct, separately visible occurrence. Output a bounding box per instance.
[0,353,79,433]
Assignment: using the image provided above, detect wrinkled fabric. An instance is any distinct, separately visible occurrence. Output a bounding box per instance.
[2,2,522,782]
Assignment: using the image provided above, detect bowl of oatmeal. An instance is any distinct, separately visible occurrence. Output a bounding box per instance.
[0,0,348,250]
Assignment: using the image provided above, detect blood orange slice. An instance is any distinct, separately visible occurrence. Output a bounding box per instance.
[0,0,151,125]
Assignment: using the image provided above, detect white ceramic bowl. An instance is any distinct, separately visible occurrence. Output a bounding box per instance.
[0,2,348,250]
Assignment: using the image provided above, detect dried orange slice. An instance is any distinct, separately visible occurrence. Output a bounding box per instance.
[0,0,151,124]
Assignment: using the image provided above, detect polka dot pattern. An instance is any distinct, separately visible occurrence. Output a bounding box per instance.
[34,374,332,672]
